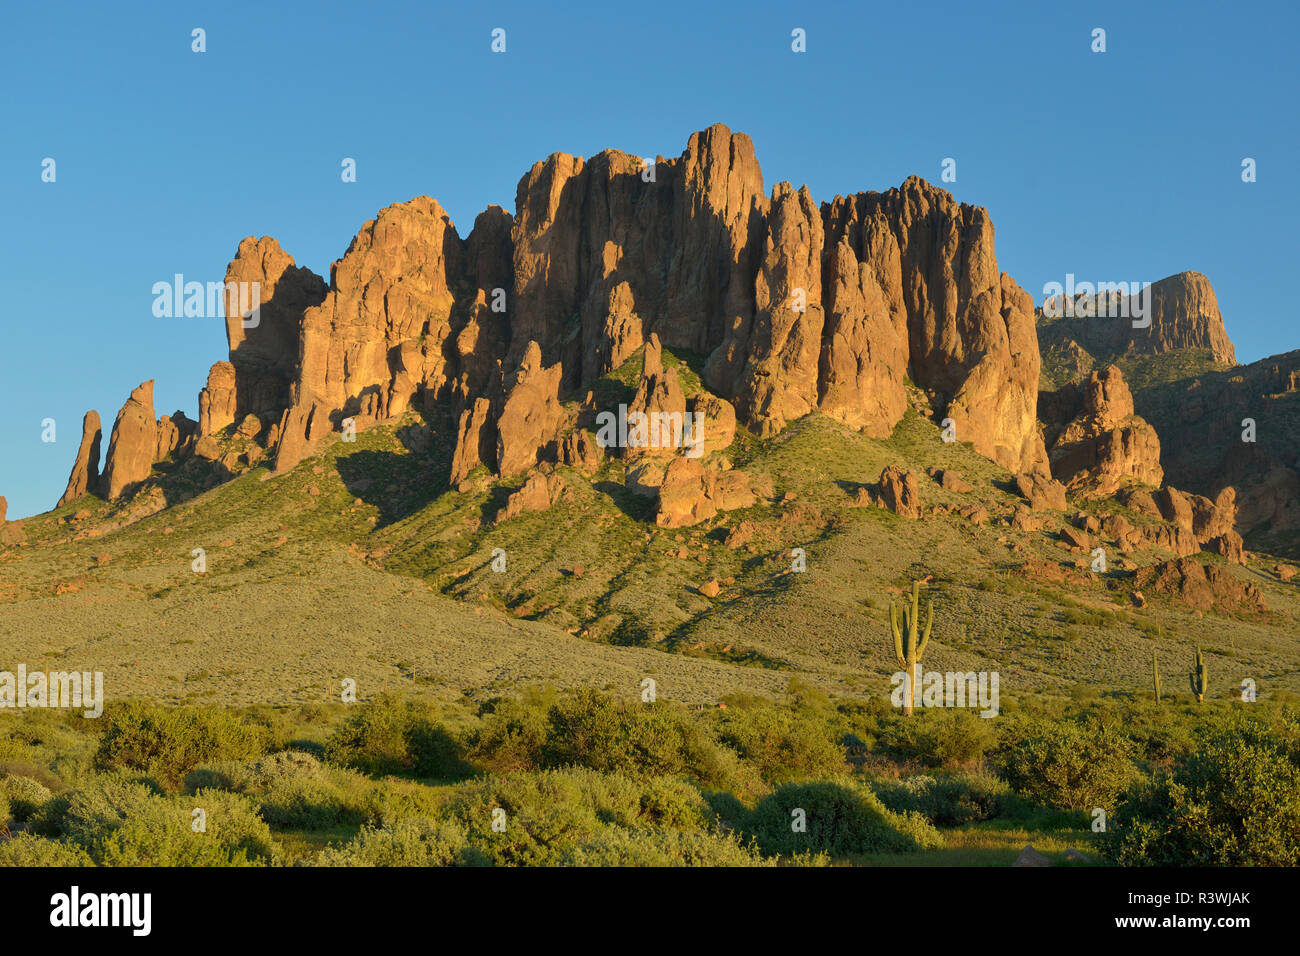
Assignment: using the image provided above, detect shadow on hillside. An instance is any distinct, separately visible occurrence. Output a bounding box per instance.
[153,455,236,510]
[834,478,869,498]
[335,411,455,528]
[478,483,515,525]
[592,480,657,523]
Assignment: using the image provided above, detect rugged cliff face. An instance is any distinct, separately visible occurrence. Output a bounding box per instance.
[74,124,1248,516]
[1039,270,1237,367]
[190,124,1047,485]
[1134,350,1300,545]
[1040,365,1164,498]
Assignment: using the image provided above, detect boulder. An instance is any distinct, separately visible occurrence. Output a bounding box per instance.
[497,474,566,523]
[930,468,973,493]
[690,392,737,455]
[1012,845,1053,868]
[1014,474,1067,511]
[873,466,921,519]
[655,456,757,528]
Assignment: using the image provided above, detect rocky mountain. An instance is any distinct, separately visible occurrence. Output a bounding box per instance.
[1133,350,1300,549]
[37,124,1294,565]
[68,124,1053,515]
[1038,270,1237,367]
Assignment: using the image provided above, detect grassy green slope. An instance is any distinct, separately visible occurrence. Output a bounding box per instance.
[4,368,1300,707]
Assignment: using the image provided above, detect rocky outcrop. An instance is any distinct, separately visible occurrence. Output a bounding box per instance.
[58,411,102,506]
[558,428,604,474]
[101,381,158,500]
[265,127,1049,482]
[154,411,197,463]
[67,124,1067,509]
[495,342,566,479]
[1111,485,1245,563]
[816,207,908,436]
[196,238,326,440]
[298,199,461,425]
[449,398,494,487]
[1133,558,1264,614]
[690,392,736,455]
[820,180,1047,473]
[626,334,689,455]
[1133,349,1300,546]
[734,183,824,435]
[1143,272,1236,364]
[872,466,921,519]
[0,497,22,547]
[655,457,758,528]
[1042,366,1163,497]
[268,197,515,473]
[496,473,567,523]
[1041,271,1236,366]
[1014,473,1068,511]
[272,403,331,475]
[198,362,239,437]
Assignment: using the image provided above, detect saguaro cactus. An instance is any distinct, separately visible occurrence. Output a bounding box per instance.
[1189,647,1208,703]
[891,580,933,716]
[1152,652,1162,704]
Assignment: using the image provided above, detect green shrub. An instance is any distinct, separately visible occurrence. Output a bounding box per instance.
[1,775,54,822]
[541,690,738,788]
[562,828,778,867]
[96,702,273,788]
[324,696,471,780]
[358,778,444,827]
[716,706,846,783]
[466,697,549,772]
[59,776,278,866]
[442,770,603,866]
[188,751,372,830]
[28,793,73,835]
[439,767,713,866]
[0,833,94,867]
[1102,710,1300,866]
[876,709,996,767]
[313,819,477,867]
[742,780,943,857]
[873,771,1011,826]
[996,717,1137,811]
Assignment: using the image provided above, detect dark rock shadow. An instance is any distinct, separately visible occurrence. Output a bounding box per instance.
[592,479,657,522]
[334,406,457,528]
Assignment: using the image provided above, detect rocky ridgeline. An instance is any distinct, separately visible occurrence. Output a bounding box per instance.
[1134,350,1300,540]
[1039,270,1237,366]
[37,124,1258,565]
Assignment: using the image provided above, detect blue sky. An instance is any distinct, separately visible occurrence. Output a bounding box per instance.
[1,0,1295,518]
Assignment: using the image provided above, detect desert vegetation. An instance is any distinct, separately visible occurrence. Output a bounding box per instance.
[3,686,1297,867]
